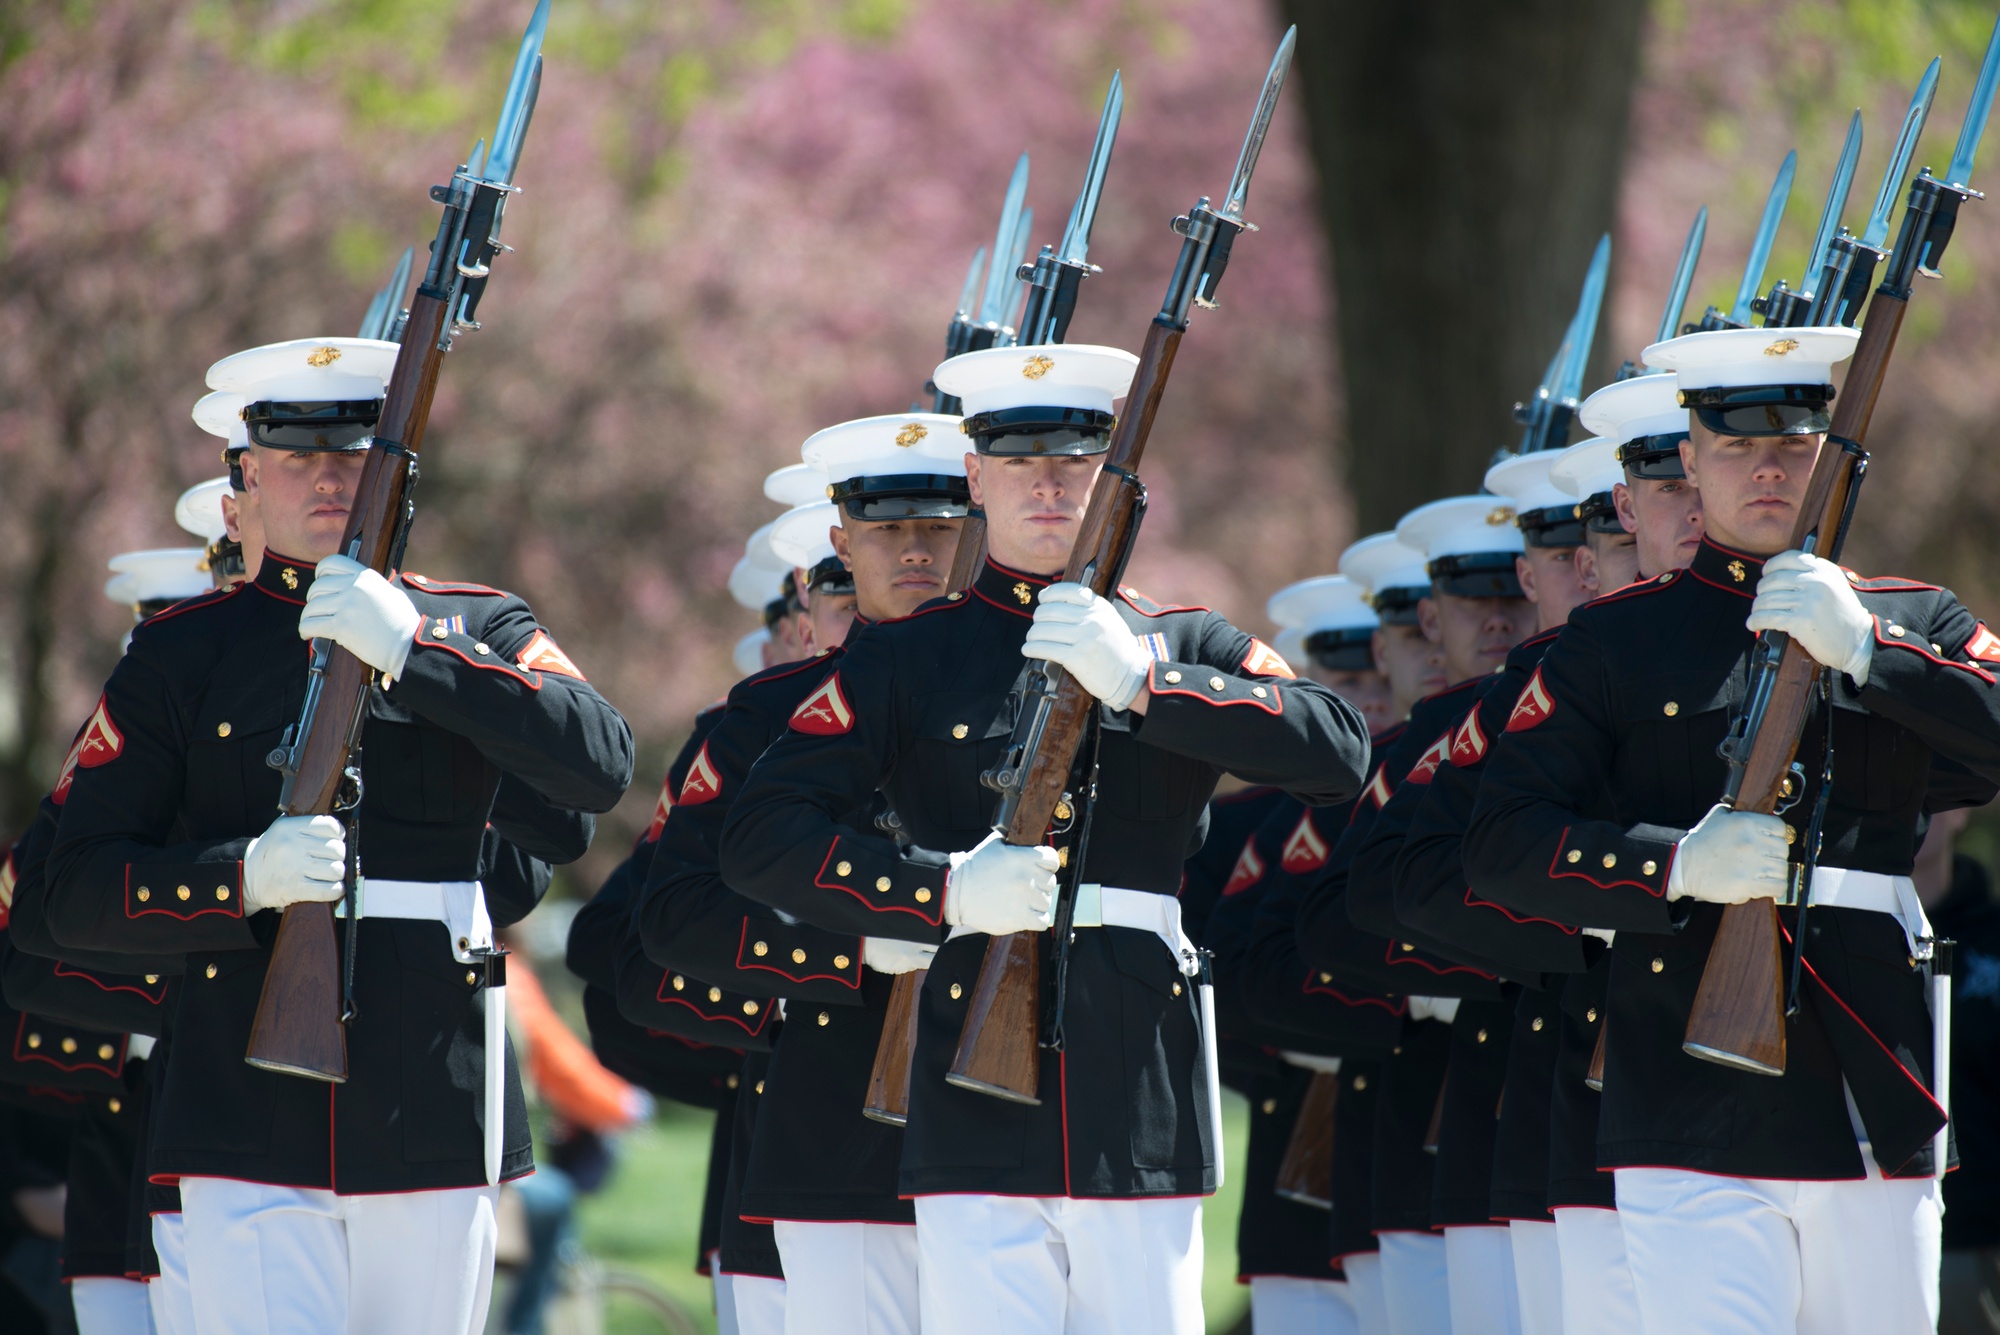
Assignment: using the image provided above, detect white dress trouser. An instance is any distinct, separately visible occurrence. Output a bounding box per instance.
[150,1212,195,1335]
[1376,1232,1451,1335]
[773,1220,920,1335]
[1614,1146,1941,1335]
[72,1277,156,1334]
[179,1176,498,1335]
[1341,1253,1394,1335]
[725,1275,789,1335]
[1249,1275,1360,1333]
[1443,1226,1520,1335]
[1549,1208,1639,1335]
[913,1193,1203,1335]
[1506,1220,1563,1335]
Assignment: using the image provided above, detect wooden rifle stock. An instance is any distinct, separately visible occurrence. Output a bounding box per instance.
[1585,1016,1608,1093]
[948,321,1184,1103]
[1273,1071,1339,1209]
[245,291,450,1081]
[945,511,987,594]
[1681,293,1907,1076]
[1422,1078,1447,1155]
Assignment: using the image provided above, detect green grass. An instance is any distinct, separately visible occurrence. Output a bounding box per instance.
[570,1089,1253,1333]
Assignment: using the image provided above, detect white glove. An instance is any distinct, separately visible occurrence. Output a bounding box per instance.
[242,814,347,913]
[297,554,422,680]
[944,831,1058,936]
[1022,582,1151,711]
[1279,1051,1343,1074]
[1667,803,1792,905]
[1582,928,1617,945]
[863,937,939,975]
[1407,996,1460,1025]
[1745,550,1874,685]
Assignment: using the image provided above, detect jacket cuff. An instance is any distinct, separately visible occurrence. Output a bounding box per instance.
[811,837,949,935]
[734,919,864,991]
[1546,823,1680,930]
[125,855,246,923]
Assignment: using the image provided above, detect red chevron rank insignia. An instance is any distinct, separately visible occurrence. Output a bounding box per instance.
[1240,638,1297,679]
[1221,840,1266,896]
[1361,764,1393,811]
[1506,668,1554,732]
[1281,812,1330,873]
[643,778,674,841]
[1405,732,1452,786]
[790,673,854,735]
[517,631,586,680]
[1449,707,1489,767]
[52,697,124,805]
[678,744,722,805]
[1967,623,2000,664]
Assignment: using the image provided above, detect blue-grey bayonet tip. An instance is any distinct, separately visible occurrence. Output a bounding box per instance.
[486,0,552,186]
[1658,206,1708,346]
[1223,26,1296,220]
[1804,111,1863,285]
[1731,149,1795,323]
[1948,15,2000,188]
[1060,71,1124,267]
[1864,57,1941,248]
[1559,234,1612,403]
[978,154,1031,325]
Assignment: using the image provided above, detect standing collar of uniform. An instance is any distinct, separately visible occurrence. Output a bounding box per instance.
[1688,537,1768,598]
[254,552,319,605]
[973,557,1059,617]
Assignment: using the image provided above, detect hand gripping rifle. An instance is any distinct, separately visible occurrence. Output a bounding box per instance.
[946,28,1298,1105]
[870,84,1130,1123]
[1682,30,1996,1076]
[246,0,550,1082]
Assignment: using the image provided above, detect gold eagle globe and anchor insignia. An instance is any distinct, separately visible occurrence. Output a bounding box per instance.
[1021,354,1056,380]
[1013,582,1034,605]
[1486,505,1518,527]
[894,421,929,448]
[305,346,344,368]
[1763,337,1801,356]
[281,567,300,590]
[1727,560,1748,583]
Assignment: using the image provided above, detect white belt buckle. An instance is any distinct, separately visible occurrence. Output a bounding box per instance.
[1072,882,1104,929]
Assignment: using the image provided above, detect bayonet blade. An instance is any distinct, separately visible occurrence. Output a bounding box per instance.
[1002,206,1034,326]
[1948,14,2000,188]
[387,246,415,317]
[1803,111,1863,285]
[1658,206,1708,345]
[1558,233,1612,403]
[358,288,389,341]
[485,0,551,186]
[1221,25,1296,221]
[466,137,488,180]
[955,247,987,319]
[1730,149,1796,324]
[1059,71,1123,267]
[1862,57,1941,248]
[977,154,1030,326]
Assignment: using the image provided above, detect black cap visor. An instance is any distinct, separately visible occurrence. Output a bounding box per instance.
[1679,383,1833,438]
[830,474,971,521]
[1577,492,1625,535]
[805,556,855,596]
[1305,627,1378,673]
[1369,586,1428,626]
[964,406,1116,457]
[1428,551,1525,599]
[1517,504,1585,549]
[1616,432,1689,480]
[242,398,382,452]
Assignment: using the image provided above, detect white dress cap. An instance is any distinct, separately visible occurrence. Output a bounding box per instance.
[729,554,787,611]
[206,338,399,402]
[192,391,250,449]
[1641,326,1857,391]
[1266,575,1380,634]
[768,502,839,569]
[104,549,210,608]
[1483,451,1573,514]
[1396,496,1528,562]
[1579,373,1685,443]
[174,478,232,542]
[1338,533,1431,596]
[930,344,1139,418]
[734,628,772,676]
[765,464,830,509]
[801,414,968,485]
[1549,438,1624,500]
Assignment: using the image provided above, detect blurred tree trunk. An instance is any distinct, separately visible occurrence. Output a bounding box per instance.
[1278,0,1647,531]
